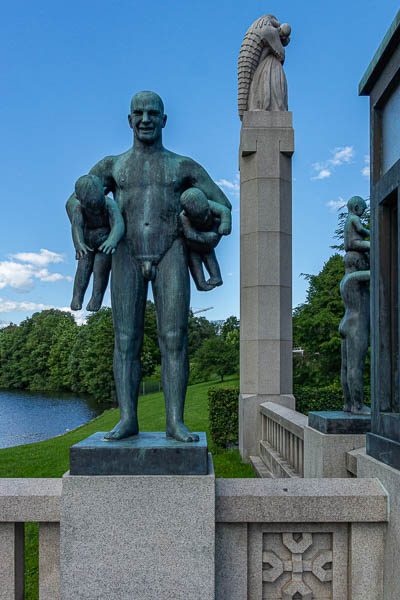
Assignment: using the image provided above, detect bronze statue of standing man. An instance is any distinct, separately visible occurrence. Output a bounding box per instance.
[67,91,231,442]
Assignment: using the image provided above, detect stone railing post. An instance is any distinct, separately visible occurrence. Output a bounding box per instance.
[0,522,24,600]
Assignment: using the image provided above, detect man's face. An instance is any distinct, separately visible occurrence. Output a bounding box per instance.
[128,94,167,144]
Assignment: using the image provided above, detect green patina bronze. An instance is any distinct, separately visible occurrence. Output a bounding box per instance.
[339,196,371,416]
[66,91,231,443]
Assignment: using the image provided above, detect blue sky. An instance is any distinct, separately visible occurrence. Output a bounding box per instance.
[1,1,398,325]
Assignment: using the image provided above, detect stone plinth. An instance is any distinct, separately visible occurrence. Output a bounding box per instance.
[70,431,208,476]
[239,111,295,462]
[60,455,215,600]
[308,411,371,435]
[357,447,400,599]
[303,426,366,478]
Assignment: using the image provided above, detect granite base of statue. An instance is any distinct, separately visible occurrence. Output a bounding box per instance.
[60,435,215,600]
[308,411,371,435]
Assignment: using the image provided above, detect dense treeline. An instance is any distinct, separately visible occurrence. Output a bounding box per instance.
[293,204,370,389]
[0,304,240,402]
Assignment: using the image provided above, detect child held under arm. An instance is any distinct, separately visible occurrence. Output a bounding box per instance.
[179,187,231,291]
[67,174,125,311]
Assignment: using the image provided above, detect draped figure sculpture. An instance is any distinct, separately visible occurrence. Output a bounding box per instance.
[238,14,291,119]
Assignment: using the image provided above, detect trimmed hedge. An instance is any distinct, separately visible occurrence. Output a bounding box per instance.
[208,386,239,447]
[207,384,371,446]
[294,384,371,415]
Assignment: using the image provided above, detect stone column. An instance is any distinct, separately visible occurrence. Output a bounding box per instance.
[239,111,295,461]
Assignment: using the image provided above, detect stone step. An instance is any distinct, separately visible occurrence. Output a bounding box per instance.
[249,455,275,478]
[259,440,301,479]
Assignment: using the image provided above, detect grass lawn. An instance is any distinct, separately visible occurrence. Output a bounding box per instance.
[0,375,254,599]
[0,375,253,478]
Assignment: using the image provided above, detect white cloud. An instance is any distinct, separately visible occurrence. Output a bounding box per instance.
[0,249,70,292]
[362,155,370,178]
[216,173,240,195]
[327,196,346,211]
[10,248,64,267]
[0,299,88,326]
[311,145,354,181]
[0,261,69,291]
[330,146,354,165]
[0,298,54,312]
[312,169,331,180]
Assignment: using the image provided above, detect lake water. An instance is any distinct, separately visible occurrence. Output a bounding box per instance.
[0,389,110,449]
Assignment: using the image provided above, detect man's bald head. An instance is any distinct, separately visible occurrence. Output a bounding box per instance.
[128,90,167,146]
[130,91,164,115]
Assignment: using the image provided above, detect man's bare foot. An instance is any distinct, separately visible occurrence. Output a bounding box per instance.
[104,418,139,441]
[351,403,371,416]
[166,421,200,443]
[86,296,102,312]
[343,402,352,413]
[71,298,82,311]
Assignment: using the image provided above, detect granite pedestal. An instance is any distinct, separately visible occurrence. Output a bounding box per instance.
[308,411,371,435]
[70,431,208,475]
[61,433,215,600]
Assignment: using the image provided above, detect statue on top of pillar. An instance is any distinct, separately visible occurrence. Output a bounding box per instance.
[238,14,291,119]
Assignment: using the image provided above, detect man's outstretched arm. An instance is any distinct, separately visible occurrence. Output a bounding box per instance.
[208,199,232,235]
[180,213,220,248]
[190,162,232,210]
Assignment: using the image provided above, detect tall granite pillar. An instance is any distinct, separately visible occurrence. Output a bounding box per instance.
[239,110,295,461]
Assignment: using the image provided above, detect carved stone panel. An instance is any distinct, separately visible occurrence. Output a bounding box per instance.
[248,523,348,600]
[263,532,332,598]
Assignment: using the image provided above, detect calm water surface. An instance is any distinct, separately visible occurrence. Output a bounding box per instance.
[0,389,109,449]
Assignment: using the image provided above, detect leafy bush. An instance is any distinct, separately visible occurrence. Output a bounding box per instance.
[294,384,371,415]
[208,386,239,447]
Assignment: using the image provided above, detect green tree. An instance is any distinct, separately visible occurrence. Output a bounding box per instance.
[0,323,26,389]
[195,336,239,382]
[144,301,161,364]
[188,313,218,356]
[18,310,76,391]
[293,254,345,387]
[69,308,155,402]
[220,315,240,341]
[47,315,79,390]
[69,320,90,394]
[79,308,115,402]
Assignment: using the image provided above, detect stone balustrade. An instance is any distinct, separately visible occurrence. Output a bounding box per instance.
[216,477,387,599]
[0,475,388,599]
[0,478,61,599]
[252,401,308,477]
